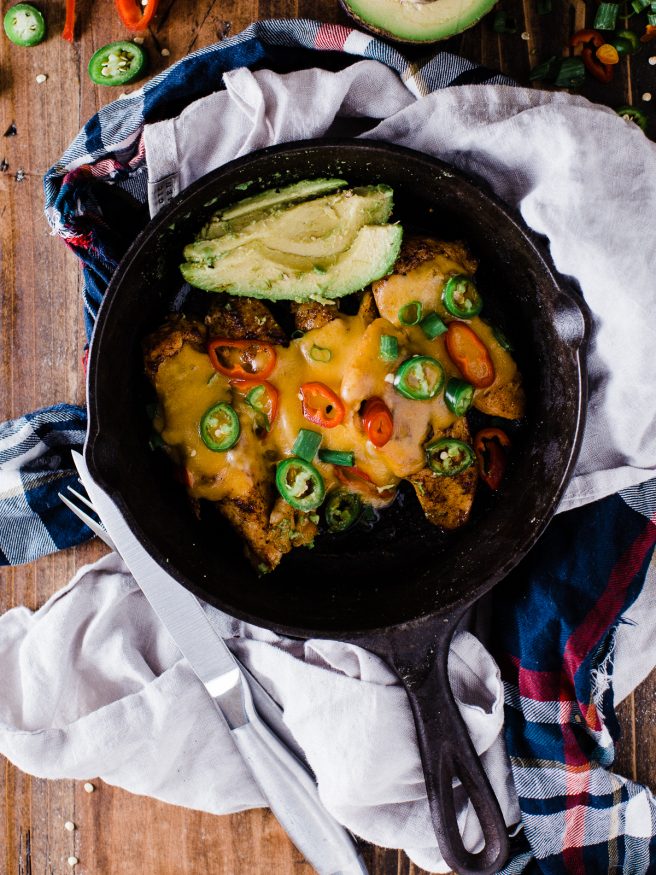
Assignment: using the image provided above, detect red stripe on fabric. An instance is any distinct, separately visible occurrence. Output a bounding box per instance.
[563,513,656,724]
[563,720,590,872]
[314,22,353,51]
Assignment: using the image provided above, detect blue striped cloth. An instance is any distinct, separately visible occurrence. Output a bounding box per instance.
[2,18,656,873]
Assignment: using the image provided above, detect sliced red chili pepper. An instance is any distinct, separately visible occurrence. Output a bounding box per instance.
[570,29,614,83]
[300,382,345,429]
[114,0,159,30]
[231,379,279,428]
[62,0,75,41]
[208,339,276,381]
[334,466,396,502]
[445,323,495,389]
[474,428,511,490]
[361,397,394,448]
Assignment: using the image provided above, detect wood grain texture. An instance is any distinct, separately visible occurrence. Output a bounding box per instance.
[0,0,654,872]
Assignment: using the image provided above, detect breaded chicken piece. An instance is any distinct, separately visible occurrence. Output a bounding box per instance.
[475,379,525,420]
[143,315,206,380]
[291,300,337,332]
[391,236,478,277]
[205,295,286,345]
[408,418,478,530]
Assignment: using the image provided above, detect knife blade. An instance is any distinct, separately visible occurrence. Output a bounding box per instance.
[74,450,368,875]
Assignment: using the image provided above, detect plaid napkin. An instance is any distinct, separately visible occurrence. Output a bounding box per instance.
[2,18,656,873]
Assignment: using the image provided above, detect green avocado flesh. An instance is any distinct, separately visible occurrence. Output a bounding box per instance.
[342,0,496,42]
[181,181,402,301]
[180,224,403,302]
[186,185,394,260]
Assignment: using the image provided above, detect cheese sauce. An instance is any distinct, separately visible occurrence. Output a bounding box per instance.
[153,305,520,506]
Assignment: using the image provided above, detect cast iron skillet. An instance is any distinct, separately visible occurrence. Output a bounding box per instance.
[86,140,589,875]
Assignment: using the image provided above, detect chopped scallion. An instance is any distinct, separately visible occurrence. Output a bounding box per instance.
[554,57,586,89]
[292,428,322,462]
[648,11,656,23]
[318,448,355,466]
[310,345,332,363]
[420,312,448,340]
[492,11,517,33]
[291,329,305,340]
[379,334,399,361]
[593,2,620,30]
[398,301,423,326]
[631,0,649,12]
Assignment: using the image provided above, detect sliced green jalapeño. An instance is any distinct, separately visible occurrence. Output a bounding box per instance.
[426,438,475,476]
[200,402,240,452]
[324,490,362,533]
[393,356,444,400]
[444,378,475,417]
[88,41,147,86]
[442,275,483,319]
[4,3,45,46]
[276,457,325,511]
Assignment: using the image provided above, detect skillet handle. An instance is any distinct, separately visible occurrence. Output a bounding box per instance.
[394,627,509,875]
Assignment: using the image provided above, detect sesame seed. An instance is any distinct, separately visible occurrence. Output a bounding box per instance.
[64,821,75,832]
[83,782,95,793]
[649,56,656,65]
[161,48,170,57]
[35,74,47,84]
[642,92,652,102]
[133,36,144,44]
[67,857,79,867]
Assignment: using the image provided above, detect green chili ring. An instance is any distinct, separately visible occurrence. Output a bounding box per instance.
[443,275,483,319]
[88,40,147,87]
[393,356,445,400]
[324,490,362,532]
[426,438,476,476]
[276,457,326,512]
[444,378,475,417]
[3,3,45,46]
[200,402,240,452]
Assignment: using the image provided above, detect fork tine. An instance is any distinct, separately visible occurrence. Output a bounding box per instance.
[67,484,98,514]
[58,490,117,551]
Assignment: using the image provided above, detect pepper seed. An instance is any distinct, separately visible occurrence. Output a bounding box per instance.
[67,857,79,868]
[64,821,76,832]
[35,74,47,84]
[642,92,652,102]
[83,782,95,793]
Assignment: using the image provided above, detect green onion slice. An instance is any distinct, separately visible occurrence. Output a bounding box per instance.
[292,428,322,462]
[554,57,586,89]
[310,345,332,363]
[200,402,240,452]
[275,457,325,511]
[593,2,620,30]
[420,312,448,340]
[444,379,475,417]
[616,106,648,131]
[443,275,483,319]
[318,448,355,467]
[379,334,399,361]
[324,490,362,533]
[394,356,445,400]
[398,301,423,326]
[426,438,475,477]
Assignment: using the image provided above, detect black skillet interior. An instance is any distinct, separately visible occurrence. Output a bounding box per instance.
[87,139,588,639]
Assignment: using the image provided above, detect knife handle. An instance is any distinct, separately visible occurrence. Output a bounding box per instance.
[230,685,368,875]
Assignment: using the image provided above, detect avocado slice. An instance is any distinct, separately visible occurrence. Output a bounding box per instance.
[340,0,496,43]
[200,178,348,239]
[180,224,403,302]
[185,185,394,260]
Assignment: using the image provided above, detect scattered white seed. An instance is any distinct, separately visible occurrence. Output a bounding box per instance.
[133,36,144,44]
[64,821,76,832]
[190,449,197,457]
[83,782,95,793]
[35,74,47,84]
[649,56,656,65]
[141,0,147,5]
[521,31,530,41]
[67,857,79,868]
[642,92,652,102]
[161,47,170,57]
[384,373,395,383]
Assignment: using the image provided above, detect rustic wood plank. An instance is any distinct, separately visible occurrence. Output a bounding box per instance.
[0,1,653,873]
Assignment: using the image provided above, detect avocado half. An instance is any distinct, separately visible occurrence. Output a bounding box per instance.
[340,0,497,44]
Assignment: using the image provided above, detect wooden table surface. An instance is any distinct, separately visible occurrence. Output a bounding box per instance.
[1,1,654,873]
